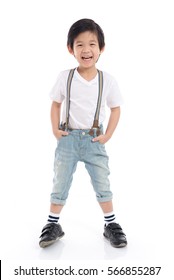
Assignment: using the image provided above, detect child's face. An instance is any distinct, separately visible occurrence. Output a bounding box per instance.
[68,31,104,69]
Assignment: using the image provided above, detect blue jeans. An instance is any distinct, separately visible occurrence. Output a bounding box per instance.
[51,128,113,205]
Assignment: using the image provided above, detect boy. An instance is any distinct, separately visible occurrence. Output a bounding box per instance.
[39,18,127,248]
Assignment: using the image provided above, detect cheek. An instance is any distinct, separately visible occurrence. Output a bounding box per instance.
[72,49,79,57]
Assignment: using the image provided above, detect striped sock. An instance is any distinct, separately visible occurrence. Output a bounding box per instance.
[104,212,116,225]
[47,212,60,224]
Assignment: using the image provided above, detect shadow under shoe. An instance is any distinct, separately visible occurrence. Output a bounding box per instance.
[104,222,127,248]
[39,223,65,248]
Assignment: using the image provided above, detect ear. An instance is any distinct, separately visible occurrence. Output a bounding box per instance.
[100,46,105,54]
[67,45,74,55]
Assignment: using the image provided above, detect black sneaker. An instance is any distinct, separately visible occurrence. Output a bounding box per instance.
[104,222,127,248]
[39,223,65,248]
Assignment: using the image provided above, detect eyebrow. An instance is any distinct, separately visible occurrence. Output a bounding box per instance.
[75,40,97,44]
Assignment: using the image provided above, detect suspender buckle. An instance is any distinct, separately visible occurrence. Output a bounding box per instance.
[59,122,68,131]
[89,127,101,136]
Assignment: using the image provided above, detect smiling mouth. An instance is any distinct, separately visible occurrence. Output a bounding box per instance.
[82,56,92,60]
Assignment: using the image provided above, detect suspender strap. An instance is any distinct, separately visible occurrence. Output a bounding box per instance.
[89,69,103,136]
[64,68,75,131]
[93,70,103,128]
[61,68,103,135]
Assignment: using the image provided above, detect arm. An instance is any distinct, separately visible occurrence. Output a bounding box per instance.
[51,101,68,139]
[92,106,121,144]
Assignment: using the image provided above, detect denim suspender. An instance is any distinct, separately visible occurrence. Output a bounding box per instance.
[61,68,103,136]
[65,68,76,131]
[89,69,103,136]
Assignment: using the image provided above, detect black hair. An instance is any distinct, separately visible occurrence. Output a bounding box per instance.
[67,18,105,50]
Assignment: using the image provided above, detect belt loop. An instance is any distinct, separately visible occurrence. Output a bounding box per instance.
[93,128,97,137]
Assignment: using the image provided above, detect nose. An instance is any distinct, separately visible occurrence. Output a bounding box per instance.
[82,45,90,53]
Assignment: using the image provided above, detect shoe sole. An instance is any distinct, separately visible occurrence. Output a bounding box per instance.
[39,232,65,248]
[103,233,127,248]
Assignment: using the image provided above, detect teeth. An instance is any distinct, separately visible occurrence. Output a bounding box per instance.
[82,57,92,59]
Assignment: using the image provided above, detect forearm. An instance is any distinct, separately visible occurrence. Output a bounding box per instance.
[50,101,68,139]
[92,106,121,144]
[105,106,121,139]
[51,101,61,133]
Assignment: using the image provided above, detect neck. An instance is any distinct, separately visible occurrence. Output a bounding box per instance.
[77,67,98,81]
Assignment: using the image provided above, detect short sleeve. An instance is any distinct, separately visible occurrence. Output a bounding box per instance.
[49,72,65,103]
[106,77,124,108]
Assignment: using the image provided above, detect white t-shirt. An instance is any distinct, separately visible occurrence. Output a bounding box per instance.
[50,68,123,129]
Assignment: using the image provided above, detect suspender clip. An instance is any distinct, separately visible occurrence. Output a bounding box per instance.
[89,126,101,137]
[59,122,68,131]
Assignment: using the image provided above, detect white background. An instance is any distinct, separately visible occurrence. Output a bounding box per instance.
[0,0,174,278]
